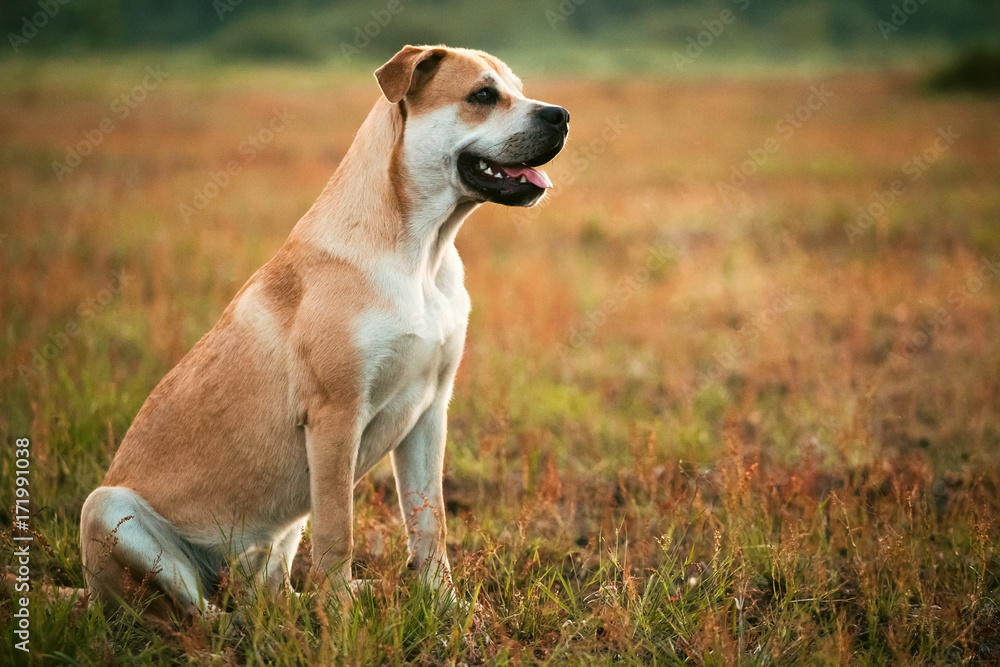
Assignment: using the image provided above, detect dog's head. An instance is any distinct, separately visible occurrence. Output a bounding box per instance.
[376,45,569,208]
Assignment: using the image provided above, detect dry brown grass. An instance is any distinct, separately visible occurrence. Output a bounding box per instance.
[1,59,999,664]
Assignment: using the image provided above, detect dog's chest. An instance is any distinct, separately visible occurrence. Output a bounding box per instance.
[353,254,470,474]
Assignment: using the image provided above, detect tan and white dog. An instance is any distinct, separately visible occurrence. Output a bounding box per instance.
[80,45,568,618]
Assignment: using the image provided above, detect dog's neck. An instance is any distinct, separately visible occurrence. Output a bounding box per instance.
[291,98,477,279]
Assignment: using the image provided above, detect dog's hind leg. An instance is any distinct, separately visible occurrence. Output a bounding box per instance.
[80,486,215,619]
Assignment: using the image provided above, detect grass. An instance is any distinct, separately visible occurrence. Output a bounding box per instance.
[1,56,1000,664]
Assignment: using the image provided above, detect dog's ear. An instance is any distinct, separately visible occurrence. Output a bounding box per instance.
[375,45,447,104]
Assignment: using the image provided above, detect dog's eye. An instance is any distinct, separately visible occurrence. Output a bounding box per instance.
[468,87,498,105]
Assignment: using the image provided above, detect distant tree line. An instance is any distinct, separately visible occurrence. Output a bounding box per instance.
[3,0,999,54]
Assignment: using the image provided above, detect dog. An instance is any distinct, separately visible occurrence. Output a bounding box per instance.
[80,44,569,618]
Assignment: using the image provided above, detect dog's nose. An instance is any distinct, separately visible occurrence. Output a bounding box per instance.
[537,105,570,130]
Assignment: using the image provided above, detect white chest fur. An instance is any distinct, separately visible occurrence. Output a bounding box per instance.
[353,245,470,478]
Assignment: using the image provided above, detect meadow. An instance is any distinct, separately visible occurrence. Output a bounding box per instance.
[2,55,1000,664]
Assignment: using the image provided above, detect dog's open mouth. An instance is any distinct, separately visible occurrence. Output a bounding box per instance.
[457,153,554,204]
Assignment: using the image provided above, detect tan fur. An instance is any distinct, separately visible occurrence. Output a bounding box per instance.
[295,98,408,251]
[404,48,518,124]
[374,45,448,105]
[81,44,568,619]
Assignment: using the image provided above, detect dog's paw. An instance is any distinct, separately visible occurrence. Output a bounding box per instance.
[198,604,246,640]
[347,578,380,599]
[446,588,485,618]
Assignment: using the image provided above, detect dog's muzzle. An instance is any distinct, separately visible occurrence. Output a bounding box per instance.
[458,105,570,208]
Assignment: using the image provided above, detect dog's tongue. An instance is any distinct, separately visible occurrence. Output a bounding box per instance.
[504,165,553,189]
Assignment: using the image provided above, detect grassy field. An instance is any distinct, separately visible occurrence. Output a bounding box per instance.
[2,56,1000,664]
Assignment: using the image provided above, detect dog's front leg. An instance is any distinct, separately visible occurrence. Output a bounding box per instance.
[391,397,452,592]
[304,405,358,606]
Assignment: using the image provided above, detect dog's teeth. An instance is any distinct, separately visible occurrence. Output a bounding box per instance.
[478,161,487,170]
[519,176,527,183]
[494,171,502,179]
[484,167,493,175]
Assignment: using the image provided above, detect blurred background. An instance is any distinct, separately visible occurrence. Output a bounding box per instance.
[2,0,1000,73]
[3,1,1000,663]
